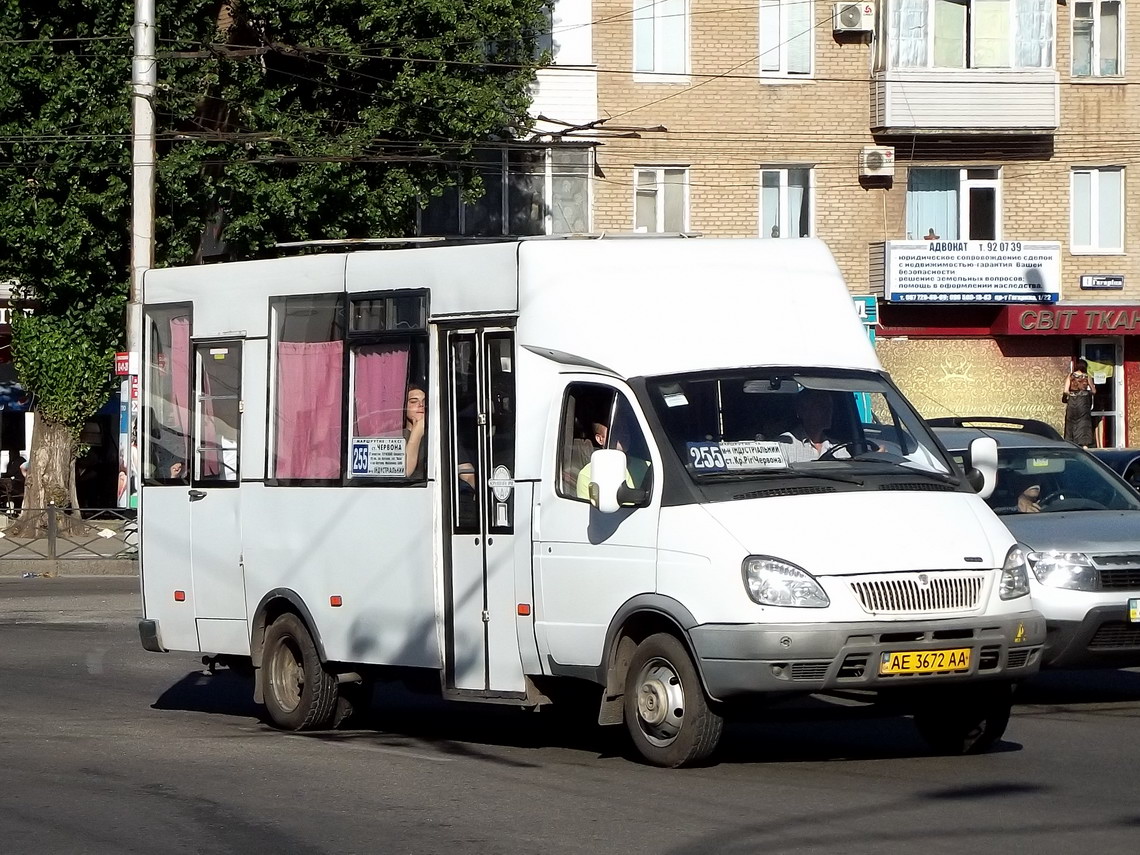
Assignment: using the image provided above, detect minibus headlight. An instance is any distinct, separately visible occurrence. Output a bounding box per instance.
[1027,551,1099,592]
[742,556,829,608]
[999,545,1031,600]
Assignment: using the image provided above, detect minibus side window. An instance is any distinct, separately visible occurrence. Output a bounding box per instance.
[269,295,345,481]
[557,383,653,502]
[142,305,192,486]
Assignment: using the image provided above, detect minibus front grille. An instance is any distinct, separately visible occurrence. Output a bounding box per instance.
[732,485,836,501]
[849,572,986,614]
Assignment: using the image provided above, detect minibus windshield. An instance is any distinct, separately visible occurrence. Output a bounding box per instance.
[646,370,955,482]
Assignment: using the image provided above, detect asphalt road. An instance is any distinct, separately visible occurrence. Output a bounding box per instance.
[3,576,1140,854]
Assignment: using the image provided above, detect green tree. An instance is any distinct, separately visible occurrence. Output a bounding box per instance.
[0,0,547,527]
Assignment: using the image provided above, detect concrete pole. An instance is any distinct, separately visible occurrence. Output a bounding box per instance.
[127,0,156,508]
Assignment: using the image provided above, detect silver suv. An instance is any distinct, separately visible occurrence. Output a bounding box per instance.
[932,418,1140,669]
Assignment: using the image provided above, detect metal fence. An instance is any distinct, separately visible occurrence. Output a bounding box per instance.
[0,506,137,560]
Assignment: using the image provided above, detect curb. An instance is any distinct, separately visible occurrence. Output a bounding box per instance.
[0,558,139,577]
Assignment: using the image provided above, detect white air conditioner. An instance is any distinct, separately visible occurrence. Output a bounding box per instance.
[834,2,875,33]
[860,145,895,178]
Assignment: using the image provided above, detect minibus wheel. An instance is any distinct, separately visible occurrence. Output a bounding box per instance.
[623,633,724,767]
[262,613,339,731]
[912,682,1013,755]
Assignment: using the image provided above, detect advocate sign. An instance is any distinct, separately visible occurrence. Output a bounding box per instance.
[885,240,1061,304]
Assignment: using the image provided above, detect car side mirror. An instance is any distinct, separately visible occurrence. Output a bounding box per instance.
[966,436,998,499]
[587,449,648,513]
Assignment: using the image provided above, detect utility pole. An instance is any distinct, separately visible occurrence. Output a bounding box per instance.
[126,0,156,508]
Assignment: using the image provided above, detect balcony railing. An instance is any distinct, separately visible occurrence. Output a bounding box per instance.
[871,69,1059,133]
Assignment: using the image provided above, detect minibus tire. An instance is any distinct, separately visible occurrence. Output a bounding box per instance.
[623,633,724,768]
[262,613,339,731]
[912,682,1012,755]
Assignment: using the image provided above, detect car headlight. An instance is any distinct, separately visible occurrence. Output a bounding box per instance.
[999,545,1031,600]
[1027,551,1099,591]
[742,556,829,607]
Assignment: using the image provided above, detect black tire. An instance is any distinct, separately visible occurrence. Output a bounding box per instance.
[262,613,339,731]
[623,633,724,768]
[913,682,1013,755]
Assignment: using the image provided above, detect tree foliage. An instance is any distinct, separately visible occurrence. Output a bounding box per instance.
[0,0,547,509]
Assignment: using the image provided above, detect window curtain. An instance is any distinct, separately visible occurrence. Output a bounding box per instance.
[785,0,811,74]
[889,0,929,68]
[760,0,781,71]
[353,344,409,437]
[906,169,959,240]
[275,340,344,479]
[658,0,686,74]
[1014,0,1052,67]
[169,316,191,465]
[633,0,654,71]
[788,169,810,237]
[973,0,1010,67]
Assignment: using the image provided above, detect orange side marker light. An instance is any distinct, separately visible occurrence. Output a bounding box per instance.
[330,596,343,607]
[517,603,531,616]
[174,590,186,602]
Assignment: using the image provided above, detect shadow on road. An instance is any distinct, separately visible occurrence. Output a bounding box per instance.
[148,665,1140,765]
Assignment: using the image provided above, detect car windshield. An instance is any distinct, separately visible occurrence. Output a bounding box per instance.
[646,370,954,482]
[984,447,1140,515]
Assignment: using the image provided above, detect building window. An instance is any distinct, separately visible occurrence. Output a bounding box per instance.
[1071,167,1123,253]
[888,0,1054,69]
[418,146,592,237]
[905,168,1000,240]
[633,0,688,76]
[759,0,812,76]
[634,167,688,232]
[760,168,812,238]
[1073,1,1122,77]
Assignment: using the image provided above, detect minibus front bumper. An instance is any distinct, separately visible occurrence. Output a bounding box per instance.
[689,612,1046,700]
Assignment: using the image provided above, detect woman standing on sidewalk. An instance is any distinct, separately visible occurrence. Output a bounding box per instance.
[1063,359,1096,448]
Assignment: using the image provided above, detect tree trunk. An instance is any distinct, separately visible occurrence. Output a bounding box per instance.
[9,412,80,537]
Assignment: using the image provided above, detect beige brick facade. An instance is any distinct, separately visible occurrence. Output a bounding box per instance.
[588,1,1140,302]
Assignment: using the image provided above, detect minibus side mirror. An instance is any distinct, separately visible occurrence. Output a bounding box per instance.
[587,449,649,513]
[965,436,998,499]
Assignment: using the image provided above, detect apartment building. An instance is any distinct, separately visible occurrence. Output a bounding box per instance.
[427,0,1140,445]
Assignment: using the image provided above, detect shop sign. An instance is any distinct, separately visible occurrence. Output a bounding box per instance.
[885,240,1061,304]
[997,306,1140,335]
[1080,274,1124,291]
[852,295,878,325]
[114,352,130,375]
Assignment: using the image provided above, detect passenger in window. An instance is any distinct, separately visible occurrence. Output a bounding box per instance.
[575,421,650,500]
[778,390,838,463]
[404,385,427,478]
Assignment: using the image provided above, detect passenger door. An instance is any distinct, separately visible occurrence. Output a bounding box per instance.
[442,327,524,693]
[188,339,246,621]
[535,379,661,669]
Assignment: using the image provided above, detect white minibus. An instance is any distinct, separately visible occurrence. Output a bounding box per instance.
[138,237,1044,766]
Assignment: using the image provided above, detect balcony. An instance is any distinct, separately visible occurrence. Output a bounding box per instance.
[871,69,1059,133]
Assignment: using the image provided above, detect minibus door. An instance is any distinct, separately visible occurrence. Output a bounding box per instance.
[187,339,246,622]
[443,327,524,694]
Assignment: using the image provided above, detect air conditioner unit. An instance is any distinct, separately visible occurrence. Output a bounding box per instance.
[860,145,895,178]
[834,2,875,33]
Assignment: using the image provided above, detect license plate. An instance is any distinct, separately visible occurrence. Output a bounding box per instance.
[1130,598,1140,624]
[880,648,971,676]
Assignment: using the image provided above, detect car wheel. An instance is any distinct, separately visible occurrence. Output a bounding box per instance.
[623,633,723,768]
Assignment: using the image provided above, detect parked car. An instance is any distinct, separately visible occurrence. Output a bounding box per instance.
[1090,448,1140,493]
[931,418,1140,669]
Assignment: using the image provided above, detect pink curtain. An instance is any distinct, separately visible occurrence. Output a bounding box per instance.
[353,344,408,437]
[169,316,191,463]
[276,340,345,479]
